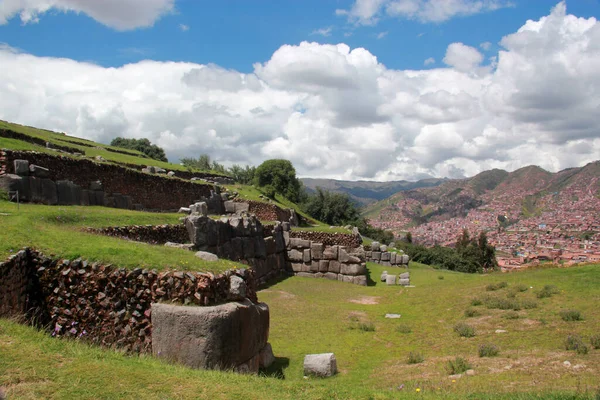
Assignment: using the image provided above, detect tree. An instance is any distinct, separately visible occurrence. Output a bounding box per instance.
[229,164,256,184]
[302,188,360,226]
[180,154,213,171]
[405,232,413,243]
[254,159,301,202]
[110,137,168,162]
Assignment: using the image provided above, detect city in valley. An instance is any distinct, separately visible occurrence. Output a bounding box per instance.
[368,163,600,271]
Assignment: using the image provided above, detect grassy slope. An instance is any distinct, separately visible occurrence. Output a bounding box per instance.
[0,200,238,273]
[2,262,599,399]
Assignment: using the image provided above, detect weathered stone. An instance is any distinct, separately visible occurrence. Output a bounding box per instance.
[385,275,397,285]
[152,300,269,372]
[380,271,388,282]
[304,353,337,377]
[178,207,191,214]
[342,275,353,284]
[190,202,208,216]
[371,251,381,261]
[56,180,81,205]
[228,275,247,301]
[195,251,219,261]
[14,159,29,176]
[399,278,410,286]
[380,245,388,252]
[242,237,255,258]
[310,243,324,259]
[371,241,380,252]
[291,263,304,272]
[340,263,366,276]
[353,276,367,286]
[287,249,303,262]
[385,314,401,319]
[400,255,410,265]
[28,164,49,178]
[324,272,338,280]
[400,272,410,279]
[224,201,236,213]
[264,236,277,255]
[0,174,29,201]
[167,171,176,177]
[281,222,291,231]
[296,272,314,278]
[322,245,338,260]
[303,249,311,263]
[185,215,218,248]
[90,180,103,191]
[390,253,397,264]
[319,260,329,273]
[259,343,275,369]
[290,238,310,249]
[310,261,320,273]
[328,260,341,274]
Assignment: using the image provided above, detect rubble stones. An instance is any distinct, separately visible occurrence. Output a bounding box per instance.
[195,251,219,261]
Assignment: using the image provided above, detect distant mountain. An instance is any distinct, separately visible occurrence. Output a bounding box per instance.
[300,177,447,206]
[364,161,600,231]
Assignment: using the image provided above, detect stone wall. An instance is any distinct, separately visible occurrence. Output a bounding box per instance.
[247,200,294,223]
[0,248,258,354]
[0,128,80,153]
[364,242,410,267]
[0,150,213,210]
[84,224,189,245]
[287,230,362,248]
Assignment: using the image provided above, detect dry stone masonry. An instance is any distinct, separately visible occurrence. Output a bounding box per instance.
[365,241,410,267]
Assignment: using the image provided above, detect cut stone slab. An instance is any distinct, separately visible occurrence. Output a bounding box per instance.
[14,160,29,176]
[195,251,219,261]
[495,329,507,334]
[152,300,269,373]
[385,314,401,319]
[303,353,337,377]
[385,274,397,285]
[380,271,388,282]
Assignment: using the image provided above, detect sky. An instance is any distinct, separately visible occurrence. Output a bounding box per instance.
[0,0,599,181]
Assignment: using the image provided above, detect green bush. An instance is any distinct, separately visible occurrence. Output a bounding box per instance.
[565,334,589,354]
[407,351,424,364]
[537,285,560,299]
[520,298,538,309]
[454,322,476,338]
[0,189,8,201]
[478,343,500,357]
[470,298,483,306]
[464,308,480,318]
[396,324,412,334]
[483,295,521,311]
[446,357,471,375]
[486,282,508,291]
[358,322,375,332]
[514,284,529,292]
[503,311,520,320]
[438,275,444,280]
[559,310,583,322]
[591,334,600,349]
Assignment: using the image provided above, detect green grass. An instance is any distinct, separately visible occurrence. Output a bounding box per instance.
[0,200,237,273]
[2,262,600,398]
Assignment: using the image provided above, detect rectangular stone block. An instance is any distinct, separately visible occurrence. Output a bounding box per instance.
[303,249,311,263]
[310,261,320,273]
[264,236,277,255]
[311,243,324,260]
[399,278,410,286]
[380,252,391,261]
[353,276,367,286]
[371,251,381,261]
[287,249,303,262]
[319,260,329,273]
[291,263,303,273]
[296,272,314,278]
[324,272,338,281]
[323,246,338,260]
[301,263,312,273]
[390,253,397,264]
[342,275,353,284]
[328,260,340,274]
[340,263,366,276]
[291,238,311,249]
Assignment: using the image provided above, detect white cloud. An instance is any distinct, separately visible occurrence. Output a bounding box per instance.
[424,57,435,66]
[480,41,492,51]
[443,42,484,73]
[338,0,513,25]
[179,23,189,32]
[0,0,175,30]
[376,31,388,39]
[311,26,333,37]
[1,2,599,181]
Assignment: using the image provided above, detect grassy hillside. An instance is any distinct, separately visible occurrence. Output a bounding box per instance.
[2,262,599,399]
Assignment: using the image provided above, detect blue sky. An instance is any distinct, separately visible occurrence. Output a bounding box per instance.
[2,0,598,71]
[1,1,600,181]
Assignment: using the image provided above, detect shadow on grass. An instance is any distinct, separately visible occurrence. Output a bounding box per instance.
[259,357,290,379]
[365,265,377,287]
[257,272,293,291]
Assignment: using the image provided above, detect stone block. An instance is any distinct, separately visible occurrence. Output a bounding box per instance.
[281,222,291,231]
[323,246,338,260]
[380,252,391,261]
[303,249,311,263]
[301,263,311,273]
[90,180,102,191]
[328,260,341,274]
[353,276,367,286]
[287,249,303,262]
[283,231,290,250]
[400,272,410,279]
[190,202,208,216]
[291,263,304,272]
[311,243,324,259]
[382,261,392,267]
[185,215,219,248]
[195,251,219,261]
[0,174,29,201]
[342,275,353,284]
[371,251,381,261]
[242,237,255,259]
[231,238,244,260]
[371,241,380,252]
[14,160,29,176]
[401,255,410,265]
[234,202,249,213]
[324,272,338,281]
[224,200,236,213]
[56,180,81,205]
[386,275,397,285]
[380,245,388,252]
[340,263,366,276]
[399,278,410,286]
[80,189,90,206]
[254,237,267,259]
[274,231,286,253]
[290,238,311,249]
[259,343,275,369]
[319,260,329,273]
[380,271,388,282]
[310,261,319,273]
[296,272,314,278]
[264,236,277,255]
[390,253,397,264]
[152,300,269,373]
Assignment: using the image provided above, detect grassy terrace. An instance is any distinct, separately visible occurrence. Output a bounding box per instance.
[2,262,600,399]
[0,200,238,273]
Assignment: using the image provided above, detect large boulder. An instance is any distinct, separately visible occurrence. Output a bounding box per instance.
[185,215,219,248]
[303,353,337,377]
[152,300,270,373]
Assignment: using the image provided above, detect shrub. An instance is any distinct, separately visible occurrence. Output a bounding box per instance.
[407,351,424,364]
[483,296,521,311]
[454,322,476,338]
[514,284,529,292]
[590,334,600,349]
[565,334,589,355]
[478,343,500,357]
[438,275,444,280]
[358,322,375,332]
[560,310,583,322]
[0,189,8,201]
[470,298,483,306]
[396,324,412,334]
[520,298,538,309]
[503,311,520,320]
[446,357,471,375]
[537,285,560,299]
[464,308,480,318]
[486,282,508,291]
